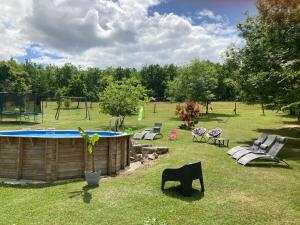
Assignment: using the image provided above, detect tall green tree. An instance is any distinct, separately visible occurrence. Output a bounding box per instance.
[100,78,148,129]
[167,60,218,113]
[139,64,175,100]
[232,0,300,116]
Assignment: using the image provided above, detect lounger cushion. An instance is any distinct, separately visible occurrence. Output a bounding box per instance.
[259,143,269,150]
[254,140,262,146]
[277,136,286,143]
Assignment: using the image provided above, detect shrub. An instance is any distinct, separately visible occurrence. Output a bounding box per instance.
[100,78,148,130]
[175,102,200,129]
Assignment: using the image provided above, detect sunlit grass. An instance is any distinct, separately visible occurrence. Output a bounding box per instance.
[0,102,299,225]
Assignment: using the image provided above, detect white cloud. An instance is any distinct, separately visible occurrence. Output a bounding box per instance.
[0,0,32,59]
[198,9,223,22]
[0,0,242,68]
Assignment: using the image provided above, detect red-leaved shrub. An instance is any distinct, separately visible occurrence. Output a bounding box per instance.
[175,102,200,129]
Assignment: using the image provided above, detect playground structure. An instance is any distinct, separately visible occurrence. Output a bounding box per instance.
[0,92,42,123]
[55,96,91,120]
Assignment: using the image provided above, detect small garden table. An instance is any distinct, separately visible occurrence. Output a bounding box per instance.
[216,137,229,147]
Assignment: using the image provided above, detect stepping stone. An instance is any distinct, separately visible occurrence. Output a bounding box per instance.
[148,153,158,160]
[132,144,152,154]
[141,146,157,154]
[156,147,169,155]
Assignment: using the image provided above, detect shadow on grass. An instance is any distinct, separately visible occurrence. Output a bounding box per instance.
[234,127,300,165]
[69,185,98,203]
[282,120,300,125]
[0,121,40,125]
[0,178,84,189]
[245,162,292,169]
[275,113,299,119]
[162,185,204,202]
[256,127,300,164]
[200,113,238,123]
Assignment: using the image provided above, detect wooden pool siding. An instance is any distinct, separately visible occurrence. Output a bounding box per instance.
[0,135,131,181]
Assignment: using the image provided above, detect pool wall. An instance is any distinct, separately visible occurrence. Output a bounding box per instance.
[0,135,131,181]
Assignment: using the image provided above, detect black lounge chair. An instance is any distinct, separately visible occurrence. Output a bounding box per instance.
[232,135,276,160]
[238,136,288,166]
[206,128,222,144]
[227,133,268,156]
[192,127,207,142]
[132,130,150,139]
[144,123,163,140]
[161,162,204,196]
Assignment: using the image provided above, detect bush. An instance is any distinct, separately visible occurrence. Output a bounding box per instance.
[100,78,148,130]
[175,102,200,129]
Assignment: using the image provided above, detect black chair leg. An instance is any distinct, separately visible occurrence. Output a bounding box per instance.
[181,180,193,196]
[199,176,204,192]
[161,179,165,190]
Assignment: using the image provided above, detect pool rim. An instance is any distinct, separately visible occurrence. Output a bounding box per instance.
[0,129,130,139]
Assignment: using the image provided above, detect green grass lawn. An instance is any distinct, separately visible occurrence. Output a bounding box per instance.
[0,102,299,225]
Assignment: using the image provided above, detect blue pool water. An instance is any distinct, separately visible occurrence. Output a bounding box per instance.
[0,130,123,138]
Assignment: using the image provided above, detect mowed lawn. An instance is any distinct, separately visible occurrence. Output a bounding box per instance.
[0,102,299,225]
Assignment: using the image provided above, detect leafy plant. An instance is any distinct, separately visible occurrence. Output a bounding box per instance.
[124,128,134,135]
[175,102,200,129]
[167,60,218,113]
[78,127,100,173]
[100,78,148,130]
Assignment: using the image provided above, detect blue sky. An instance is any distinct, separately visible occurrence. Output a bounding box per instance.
[149,0,257,25]
[1,0,257,68]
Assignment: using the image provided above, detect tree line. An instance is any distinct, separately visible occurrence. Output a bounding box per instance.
[0,0,299,119]
[0,59,237,102]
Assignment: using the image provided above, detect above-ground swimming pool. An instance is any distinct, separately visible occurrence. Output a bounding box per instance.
[0,130,131,181]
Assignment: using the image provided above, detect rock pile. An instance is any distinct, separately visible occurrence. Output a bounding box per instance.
[130,142,169,163]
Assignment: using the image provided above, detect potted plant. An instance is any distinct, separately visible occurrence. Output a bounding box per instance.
[78,127,100,186]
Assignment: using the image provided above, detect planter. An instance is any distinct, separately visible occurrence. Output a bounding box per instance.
[85,170,101,186]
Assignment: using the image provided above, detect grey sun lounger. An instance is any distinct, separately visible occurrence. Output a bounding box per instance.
[227,133,268,156]
[232,135,276,160]
[133,130,150,139]
[144,131,163,140]
[143,123,163,140]
[238,136,288,166]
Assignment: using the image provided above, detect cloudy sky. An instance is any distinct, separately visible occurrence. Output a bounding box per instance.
[0,0,256,68]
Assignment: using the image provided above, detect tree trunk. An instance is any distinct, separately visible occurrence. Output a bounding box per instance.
[205,101,209,114]
[261,102,265,115]
[153,103,156,113]
[119,116,125,129]
[290,108,296,115]
[234,102,237,115]
[115,116,125,131]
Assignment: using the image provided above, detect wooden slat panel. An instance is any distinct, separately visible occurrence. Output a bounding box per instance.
[0,135,128,180]
[16,137,24,179]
